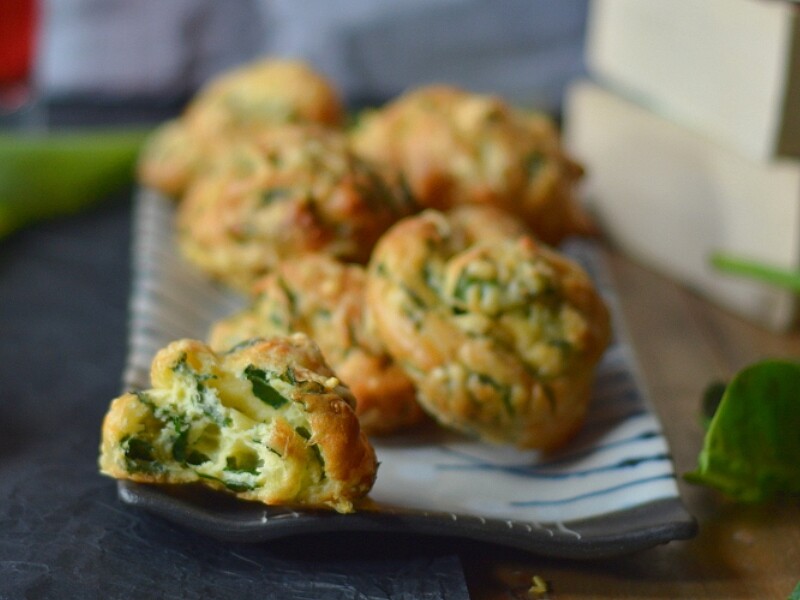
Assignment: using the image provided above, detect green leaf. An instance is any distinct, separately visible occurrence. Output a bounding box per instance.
[789,580,800,600]
[685,360,800,502]
[700,380,727,430]
[244,365,288,408]
[0,129,149,238]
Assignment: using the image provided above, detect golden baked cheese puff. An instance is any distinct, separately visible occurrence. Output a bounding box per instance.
[366,209,611,450]
[99,335,377,513]
[138,59,344,198]
[187,58,343,131]
[176,125,416,292]
[137,119,202,198]
[209,255,425,436]
[350,85,592,245]
[446,204,532,244]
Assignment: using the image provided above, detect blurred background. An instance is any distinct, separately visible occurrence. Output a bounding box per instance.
[3,0,799,330]
[2,0,589,126]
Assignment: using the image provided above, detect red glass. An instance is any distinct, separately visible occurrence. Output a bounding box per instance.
[0,0,38,112]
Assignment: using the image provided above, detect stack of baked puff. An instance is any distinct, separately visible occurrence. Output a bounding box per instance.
[99,58,610,513]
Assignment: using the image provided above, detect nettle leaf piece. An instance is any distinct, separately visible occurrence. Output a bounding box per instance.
[685,360,800,503]
[244,365,288,408]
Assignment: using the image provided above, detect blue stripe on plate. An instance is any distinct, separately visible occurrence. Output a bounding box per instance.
[436,452,671,479]
[436,429,665,473]
[509,474,677,507]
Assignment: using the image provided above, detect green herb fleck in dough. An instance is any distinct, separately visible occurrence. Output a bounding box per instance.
[224,455,261,475]
[475,373,515,416]
[244,365,289,408]
[261,187,292,204]
[524,151,545,178]
[122,436,161,473]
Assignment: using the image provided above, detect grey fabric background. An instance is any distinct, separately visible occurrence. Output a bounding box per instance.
[36,0,588,111]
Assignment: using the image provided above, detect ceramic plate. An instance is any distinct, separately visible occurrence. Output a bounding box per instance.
[118,190,697,559]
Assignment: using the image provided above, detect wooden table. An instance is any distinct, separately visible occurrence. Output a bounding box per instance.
[463,248,800,599]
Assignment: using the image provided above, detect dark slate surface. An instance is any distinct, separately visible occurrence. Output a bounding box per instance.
[0,193,470,600]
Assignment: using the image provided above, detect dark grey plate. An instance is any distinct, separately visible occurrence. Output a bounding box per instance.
[118,481,696,559]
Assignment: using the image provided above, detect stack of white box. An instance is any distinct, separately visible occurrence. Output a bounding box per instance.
[564,0,800,330]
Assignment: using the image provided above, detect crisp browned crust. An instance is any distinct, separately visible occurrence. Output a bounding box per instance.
[176,125,416,291]
[350,85,594,245]
[365,208,611,450]
[137,59,344,198]
[209,255,426,436]
[99,335,377,513]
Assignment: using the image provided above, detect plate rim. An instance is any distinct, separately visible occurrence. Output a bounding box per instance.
[118,480,697,559]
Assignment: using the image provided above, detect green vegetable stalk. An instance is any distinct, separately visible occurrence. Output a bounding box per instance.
[710,252,800,292]
[0,129,149,238]
[685,360,800,503]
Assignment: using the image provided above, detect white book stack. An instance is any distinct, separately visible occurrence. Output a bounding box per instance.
[564,0,800,330]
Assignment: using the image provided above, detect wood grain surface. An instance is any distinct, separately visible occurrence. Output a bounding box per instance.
[462,247,800,600]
